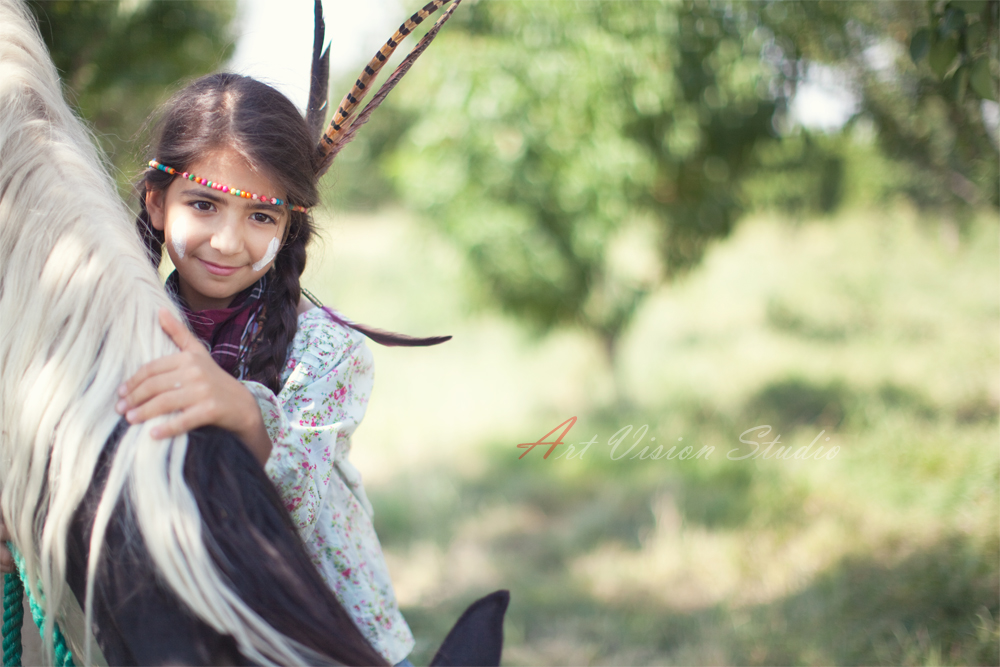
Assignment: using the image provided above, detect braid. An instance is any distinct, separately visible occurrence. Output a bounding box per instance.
[243,213,312,394]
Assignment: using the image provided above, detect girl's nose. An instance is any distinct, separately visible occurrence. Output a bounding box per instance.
[210,217,243,255]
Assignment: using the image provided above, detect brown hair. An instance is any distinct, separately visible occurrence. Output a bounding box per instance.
[137,73,317,394]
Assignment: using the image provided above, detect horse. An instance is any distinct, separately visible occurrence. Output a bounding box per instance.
[0,1,505,664]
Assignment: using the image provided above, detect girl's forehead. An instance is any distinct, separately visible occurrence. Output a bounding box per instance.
[178,147,284,199]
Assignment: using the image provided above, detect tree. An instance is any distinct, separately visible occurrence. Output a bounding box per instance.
[383,0,997,398]
[760,0,999,216]
[27,0,235,177]
[387,0,788,389]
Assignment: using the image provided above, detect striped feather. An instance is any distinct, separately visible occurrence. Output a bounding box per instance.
[315,0,455,170]
[319,0,462,169]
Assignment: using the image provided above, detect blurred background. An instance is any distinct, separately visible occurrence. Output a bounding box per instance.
[25,0,999,664]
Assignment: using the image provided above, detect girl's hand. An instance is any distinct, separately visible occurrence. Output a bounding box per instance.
[116,308,272,465]
[1,515,15,575]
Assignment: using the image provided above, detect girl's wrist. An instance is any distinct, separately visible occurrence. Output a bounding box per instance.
[234,385,272,466]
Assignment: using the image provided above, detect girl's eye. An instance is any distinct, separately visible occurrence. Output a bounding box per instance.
[251,212,276,225]
[190,200,214,212]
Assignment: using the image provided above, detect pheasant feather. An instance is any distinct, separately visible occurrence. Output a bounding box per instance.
[314,0,459,175]
[325,0,462,166]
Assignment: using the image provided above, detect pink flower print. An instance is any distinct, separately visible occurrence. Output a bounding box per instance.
[342,568,352,578]
[332,385,347,402]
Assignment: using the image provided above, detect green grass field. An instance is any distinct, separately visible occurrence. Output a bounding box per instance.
[302,204,999,666]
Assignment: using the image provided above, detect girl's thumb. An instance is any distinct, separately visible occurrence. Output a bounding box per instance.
[159,307,196,351]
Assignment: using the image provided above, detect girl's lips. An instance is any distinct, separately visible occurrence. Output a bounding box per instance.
[199,259,239,276]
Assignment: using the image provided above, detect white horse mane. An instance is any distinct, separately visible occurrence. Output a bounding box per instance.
[0,2,316,663]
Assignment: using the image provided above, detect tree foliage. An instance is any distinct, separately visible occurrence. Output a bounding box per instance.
[910,1,996,101]
[383,0,997,373]
[388,0,787,364]
[27,0,235,172]
[762,0,999,213]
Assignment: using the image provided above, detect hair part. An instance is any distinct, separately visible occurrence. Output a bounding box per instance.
[136,73,319,393]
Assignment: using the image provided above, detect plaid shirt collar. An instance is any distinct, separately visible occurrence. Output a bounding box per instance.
[165,272,267,379]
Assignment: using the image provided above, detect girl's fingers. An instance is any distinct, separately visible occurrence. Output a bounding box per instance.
[118,311,203,399]
[119,371,190,419]
[149,402,214,440]
[124,384,206,426]
[116,310,246,440]
[118,355,181,398]
[159,308,200,352]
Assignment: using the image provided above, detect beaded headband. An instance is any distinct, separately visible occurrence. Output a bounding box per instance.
[146,0,461,214]
[147,160,309,213]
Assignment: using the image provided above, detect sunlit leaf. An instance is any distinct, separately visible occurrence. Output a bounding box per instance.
[950,63,970,102]
[969,56,997,100]
[929,37,959,78]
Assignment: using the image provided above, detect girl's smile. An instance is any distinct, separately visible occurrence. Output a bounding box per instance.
[146,148,289,311]
[199,259,240,276]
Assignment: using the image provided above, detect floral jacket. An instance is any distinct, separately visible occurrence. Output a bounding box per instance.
[243,308,413,664]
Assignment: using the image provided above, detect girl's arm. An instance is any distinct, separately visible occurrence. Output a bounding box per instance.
[243,314,375,529]
[116,308,272,465]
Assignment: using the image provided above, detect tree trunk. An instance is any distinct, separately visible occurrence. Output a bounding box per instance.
[600,330,630,411]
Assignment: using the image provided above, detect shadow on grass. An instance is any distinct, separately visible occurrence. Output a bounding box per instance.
[373,432,801,558]
[372,381,996,665]
[740,376,984,432]
[399,526,998,666]
[743,377,851,429]
[716,532,1000,667]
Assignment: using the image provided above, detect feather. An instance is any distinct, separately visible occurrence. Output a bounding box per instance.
[306,0,330,144]
[320,307,452,347]
[314,0,459,175]
[319,0,462,169]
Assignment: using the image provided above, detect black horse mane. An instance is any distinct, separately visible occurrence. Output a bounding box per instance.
[67,422,388,666]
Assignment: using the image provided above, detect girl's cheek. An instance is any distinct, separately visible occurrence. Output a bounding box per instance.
[252,236,280,272]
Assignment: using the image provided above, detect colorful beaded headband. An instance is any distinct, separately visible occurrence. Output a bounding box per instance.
[147,160,309,213]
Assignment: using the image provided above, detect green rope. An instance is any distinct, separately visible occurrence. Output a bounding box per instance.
[2,543,74,667]
[3,571,24,667]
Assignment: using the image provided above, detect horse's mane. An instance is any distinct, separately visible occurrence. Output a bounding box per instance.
[0,2,330,663]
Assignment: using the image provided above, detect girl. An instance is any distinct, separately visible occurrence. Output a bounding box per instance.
[113,73,416,666]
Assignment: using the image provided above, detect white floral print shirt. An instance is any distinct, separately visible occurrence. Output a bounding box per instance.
[242,308,414,664]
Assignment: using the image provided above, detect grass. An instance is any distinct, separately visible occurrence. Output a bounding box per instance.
[302,204,999,665]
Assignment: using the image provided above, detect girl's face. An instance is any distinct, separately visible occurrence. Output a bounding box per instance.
[146,147,290,311]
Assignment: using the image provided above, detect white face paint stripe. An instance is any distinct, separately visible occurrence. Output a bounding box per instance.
[252,236,280,272]
[170,217,187,259]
